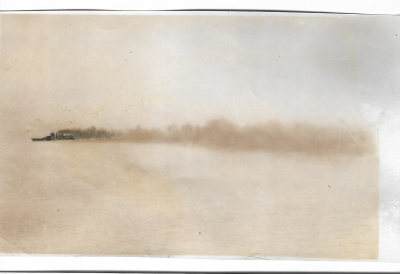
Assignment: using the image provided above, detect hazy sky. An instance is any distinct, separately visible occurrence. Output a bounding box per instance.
[1,13,400,138]
[2,12,400,260]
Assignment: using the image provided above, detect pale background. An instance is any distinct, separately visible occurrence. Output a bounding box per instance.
[1,0,400,272]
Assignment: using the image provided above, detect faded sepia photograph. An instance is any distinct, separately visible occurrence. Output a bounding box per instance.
[2,11,398,260]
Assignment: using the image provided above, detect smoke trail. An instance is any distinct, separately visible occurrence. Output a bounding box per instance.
[57,127,122,140]
[58,119,377,156]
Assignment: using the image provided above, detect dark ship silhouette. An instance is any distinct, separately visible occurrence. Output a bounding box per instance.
[31,132,74,141]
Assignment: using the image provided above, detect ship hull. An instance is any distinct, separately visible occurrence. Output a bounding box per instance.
[31,138,46,141]
[31,138,74,141]
[31,133,74,141]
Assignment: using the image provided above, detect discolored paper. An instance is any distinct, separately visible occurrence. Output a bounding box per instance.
[1,12,393,259]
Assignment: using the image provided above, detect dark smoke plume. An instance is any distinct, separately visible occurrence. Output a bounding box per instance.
[57,126,121,140]
[58,119,377,156]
